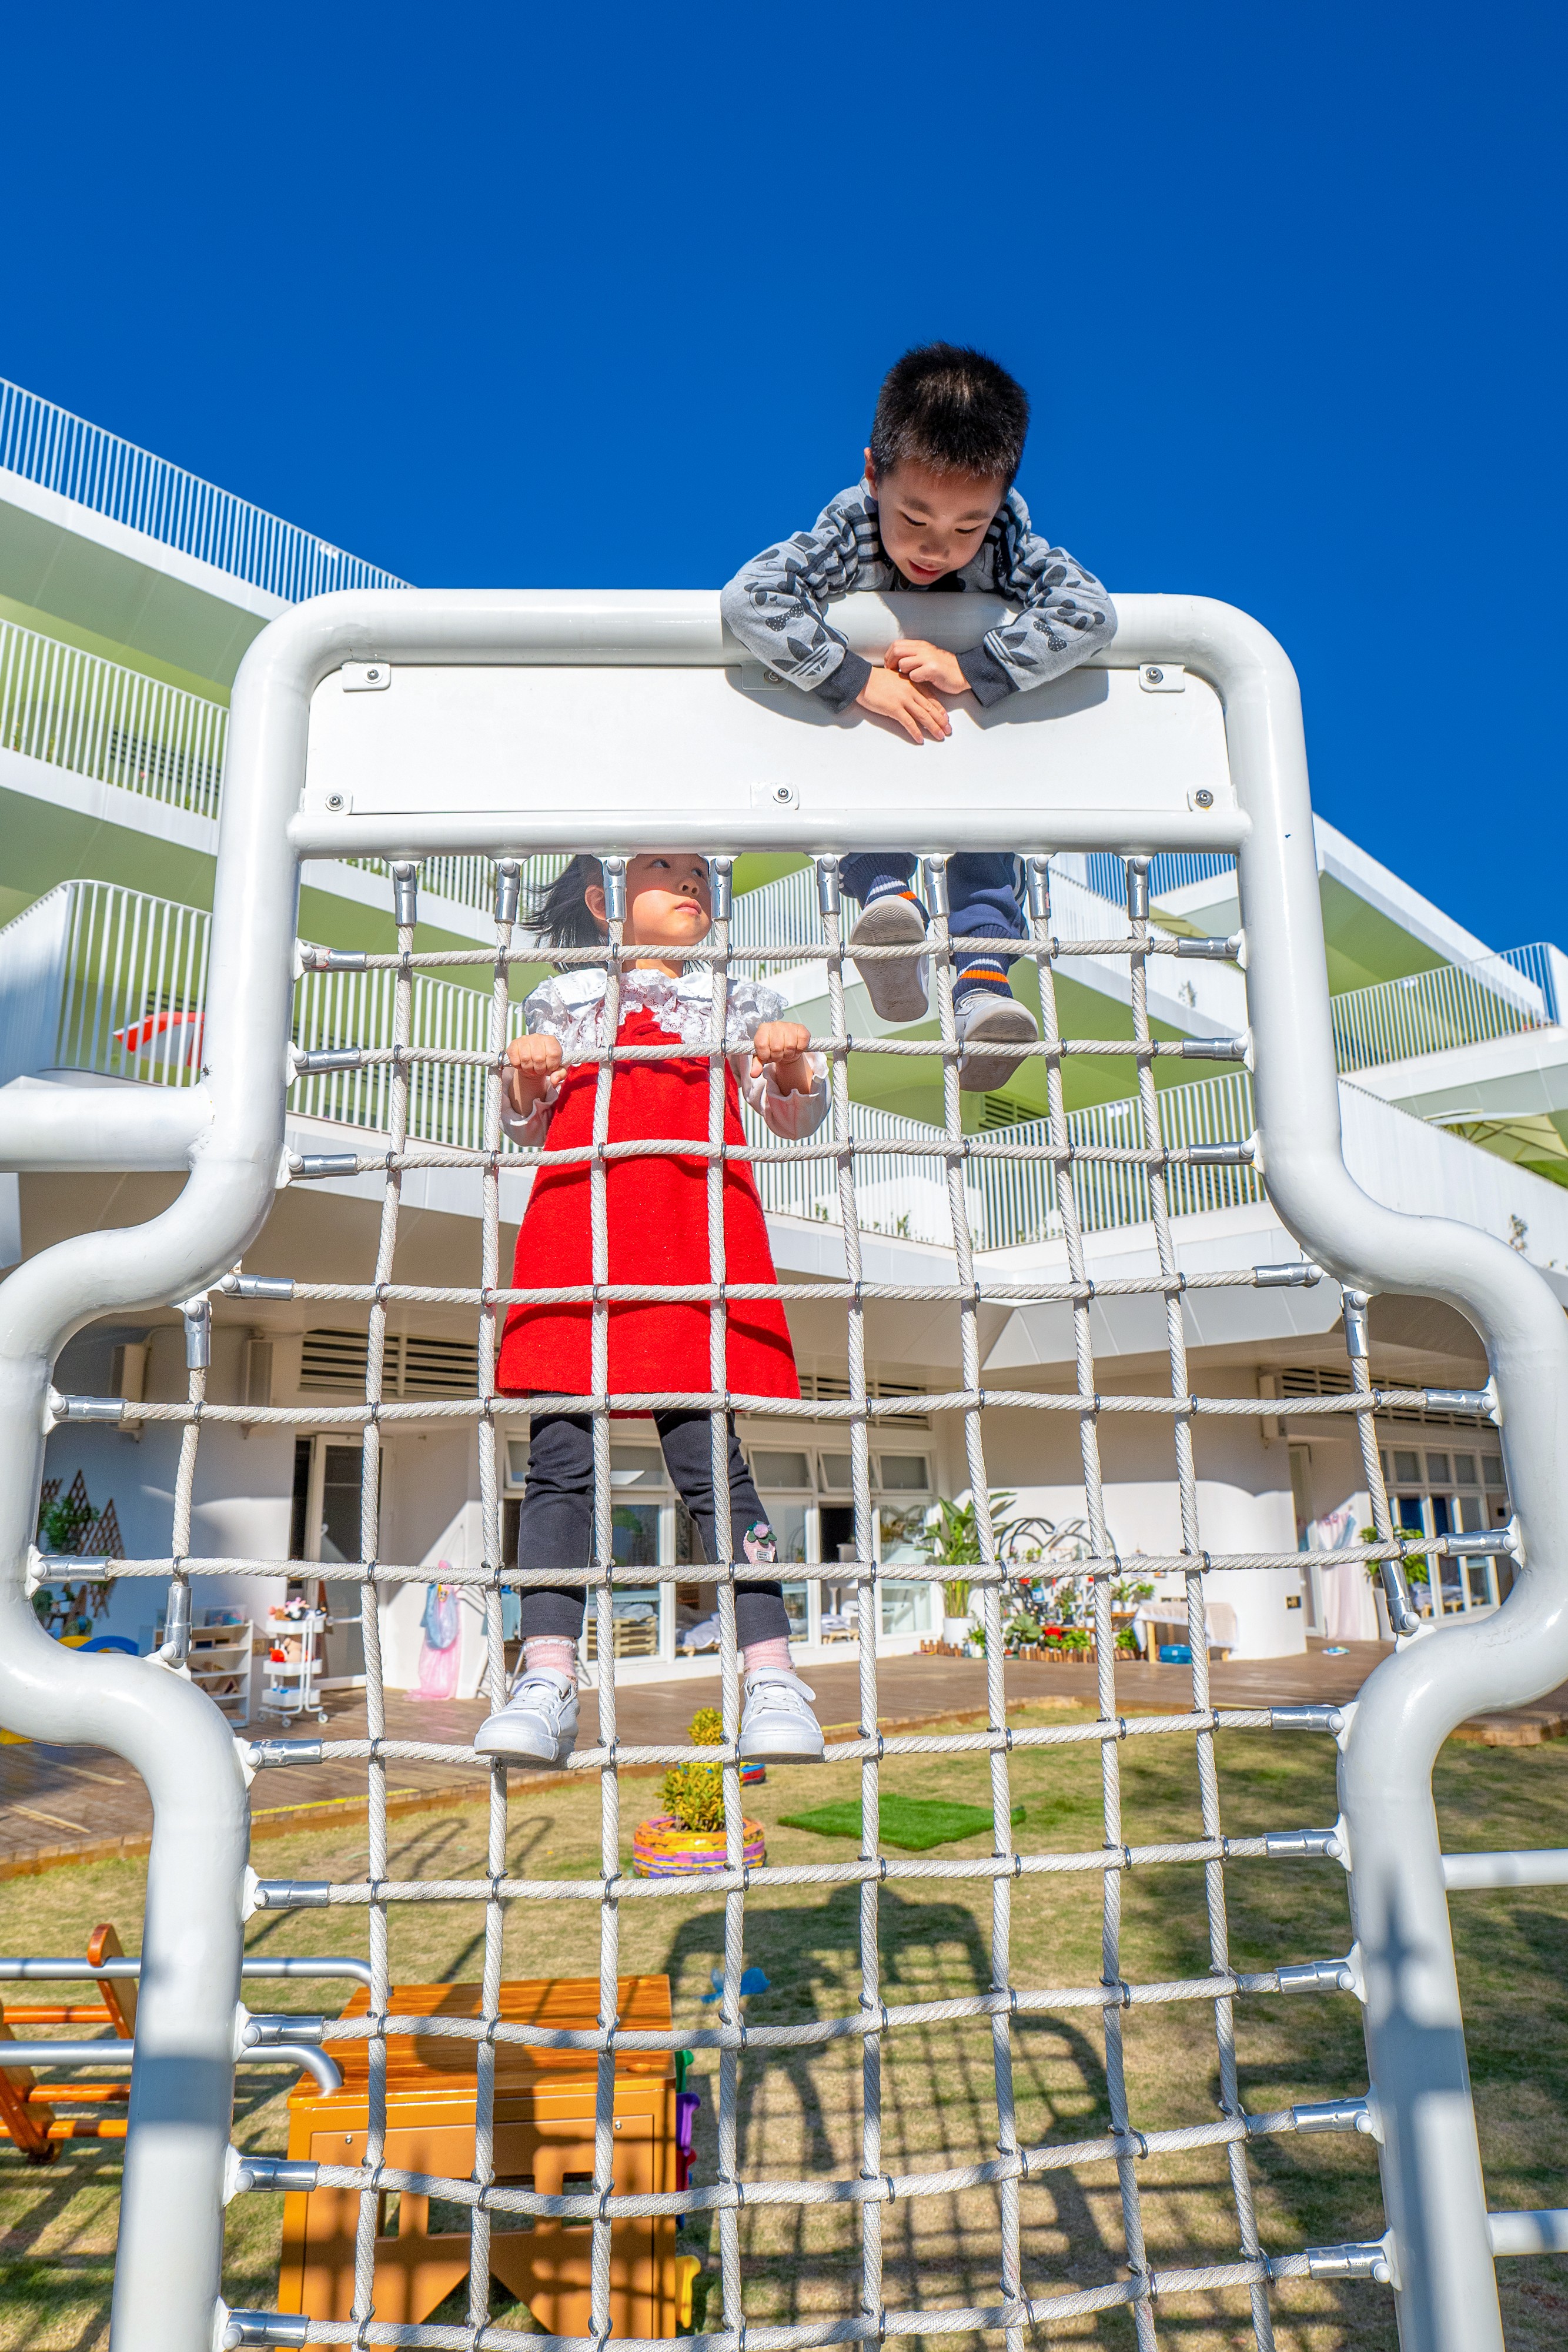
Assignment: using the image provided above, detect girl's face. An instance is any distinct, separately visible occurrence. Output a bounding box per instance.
[585,854,711,954]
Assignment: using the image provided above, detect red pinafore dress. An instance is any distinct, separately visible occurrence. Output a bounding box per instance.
[496,1005,799,1401]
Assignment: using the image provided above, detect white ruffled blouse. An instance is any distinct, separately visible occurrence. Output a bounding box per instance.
[500,967,829,1148]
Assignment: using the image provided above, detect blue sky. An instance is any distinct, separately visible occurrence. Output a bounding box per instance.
[5,2,1562,946]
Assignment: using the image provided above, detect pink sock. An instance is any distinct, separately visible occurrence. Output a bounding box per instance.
[743,1638,793,1675]
[522,1636,577,1681]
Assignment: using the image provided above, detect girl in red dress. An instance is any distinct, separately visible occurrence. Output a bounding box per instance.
[476,853,830,1770]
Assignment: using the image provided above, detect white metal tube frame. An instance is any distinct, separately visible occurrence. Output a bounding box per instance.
[0,589,1562,2352]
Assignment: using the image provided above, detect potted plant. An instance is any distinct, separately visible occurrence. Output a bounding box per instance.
[1004,1610,1043,1656]
[633,1708,766,1877]
[689,1703,764,1786]
[941,1578,973,1647]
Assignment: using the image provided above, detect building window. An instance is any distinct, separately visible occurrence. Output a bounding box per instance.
[1379,1441,1512,1612]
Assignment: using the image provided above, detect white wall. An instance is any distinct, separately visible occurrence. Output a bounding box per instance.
[378,1432,491,1696]
[37,1417,291,1654]
[944,1401,1305,1660]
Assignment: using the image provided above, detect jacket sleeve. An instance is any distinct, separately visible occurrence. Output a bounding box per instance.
[957,492,1118,705]
[499,1076,559,1150]
[734,1050,830,1138]
[720,492,878,714]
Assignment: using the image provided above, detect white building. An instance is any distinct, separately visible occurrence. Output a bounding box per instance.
[4,376,1565,1698]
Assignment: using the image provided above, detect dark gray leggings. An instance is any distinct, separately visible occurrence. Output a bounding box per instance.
[517,1409,789,1646]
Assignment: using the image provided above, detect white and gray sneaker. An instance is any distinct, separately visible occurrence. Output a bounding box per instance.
[955,992,1038,1093]
[739,1669,825,1765]
[848,896,930,1023]
[473,1669,579,1767]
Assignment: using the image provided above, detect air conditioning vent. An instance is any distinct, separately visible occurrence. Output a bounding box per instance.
[300,1329,370,1392]
[1279,1364,1353,1396]
[799,1371,930,1429]
[300,1329,480,1399]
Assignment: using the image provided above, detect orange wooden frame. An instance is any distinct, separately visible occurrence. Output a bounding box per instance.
[277,1975,686,2335]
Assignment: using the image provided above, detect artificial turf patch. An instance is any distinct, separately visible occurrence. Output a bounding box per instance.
[778,1793,1025,1852]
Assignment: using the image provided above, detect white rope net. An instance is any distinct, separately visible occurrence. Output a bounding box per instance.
[85,847,1473,2347]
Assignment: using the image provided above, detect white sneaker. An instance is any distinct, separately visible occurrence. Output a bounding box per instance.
[848,896,930,1022]
[740,1669,825,1765]
[473,1669,579,1767]
[955,992,1038,1093]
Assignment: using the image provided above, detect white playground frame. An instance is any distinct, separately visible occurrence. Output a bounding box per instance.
[1,590,1566,2352]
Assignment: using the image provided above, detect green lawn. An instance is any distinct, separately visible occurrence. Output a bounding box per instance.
[2,1705,1567,2349]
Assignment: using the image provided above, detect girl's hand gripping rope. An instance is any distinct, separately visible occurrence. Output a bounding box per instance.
[750,1020,815,1096]
[506,1030,564,1117]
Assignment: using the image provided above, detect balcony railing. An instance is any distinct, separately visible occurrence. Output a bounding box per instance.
[727,856,1169,978]
[0,881,211,1093]
[0,617,228,821]
[15,880,1568,1265]
[2,879,1265,1251]
[1083,850,1236,906]
[0,376,407,602]
[1331,944,1561,1075]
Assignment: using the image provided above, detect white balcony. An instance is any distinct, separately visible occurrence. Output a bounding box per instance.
[8,878,1568,1284]
[0,374,406,607]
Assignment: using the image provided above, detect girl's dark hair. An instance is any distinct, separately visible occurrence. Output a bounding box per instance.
[527,853,605,947]
[869,343,1029,486]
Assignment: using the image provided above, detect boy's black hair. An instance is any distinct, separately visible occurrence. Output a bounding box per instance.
[527,853,605,947]
[868,343,1029,487]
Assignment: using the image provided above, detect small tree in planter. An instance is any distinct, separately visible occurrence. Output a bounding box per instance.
[633,1707,766,1877]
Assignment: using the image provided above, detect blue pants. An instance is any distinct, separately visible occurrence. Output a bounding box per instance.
[840,853,1025,974]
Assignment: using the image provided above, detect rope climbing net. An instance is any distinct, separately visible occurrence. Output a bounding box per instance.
[70,839,1512,2350]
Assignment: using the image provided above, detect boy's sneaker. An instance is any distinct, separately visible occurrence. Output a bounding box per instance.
[739,1669,824,1764]
[473,1669,579,1767]
[955,991,1038,1092]
[848,895,930,1023]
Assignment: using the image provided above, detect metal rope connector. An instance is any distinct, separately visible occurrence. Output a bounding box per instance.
[390,861,419,928]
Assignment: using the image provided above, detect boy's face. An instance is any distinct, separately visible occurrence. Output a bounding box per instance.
[864,453,1007,584]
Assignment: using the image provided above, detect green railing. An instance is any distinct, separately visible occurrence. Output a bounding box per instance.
[0,617,227,820]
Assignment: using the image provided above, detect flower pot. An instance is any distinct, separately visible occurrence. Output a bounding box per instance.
[942,1616,972,1646]
[633,1813,767,1877]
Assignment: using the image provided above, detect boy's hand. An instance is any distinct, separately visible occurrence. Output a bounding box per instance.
[751,1021,815,1094]
[506,1031,564,1115]
[885,639,969,696]
[856,664,951,744]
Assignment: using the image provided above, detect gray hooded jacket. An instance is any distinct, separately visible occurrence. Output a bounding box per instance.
[721,480,1115,711]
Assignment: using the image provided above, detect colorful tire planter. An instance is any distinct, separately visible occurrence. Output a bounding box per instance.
[633,1814,767,1877]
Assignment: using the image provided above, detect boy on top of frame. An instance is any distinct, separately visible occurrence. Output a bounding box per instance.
[721,343,1116,1095]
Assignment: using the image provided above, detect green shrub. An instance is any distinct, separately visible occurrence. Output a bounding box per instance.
[660,1706,729,1829]
[659,1762,726,1832]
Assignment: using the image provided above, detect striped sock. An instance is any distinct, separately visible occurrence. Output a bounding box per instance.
[865,880,928,919]
[955,959,1012,1001]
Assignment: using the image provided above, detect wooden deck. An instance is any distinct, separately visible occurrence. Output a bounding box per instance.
[1,1638,1562,1879]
